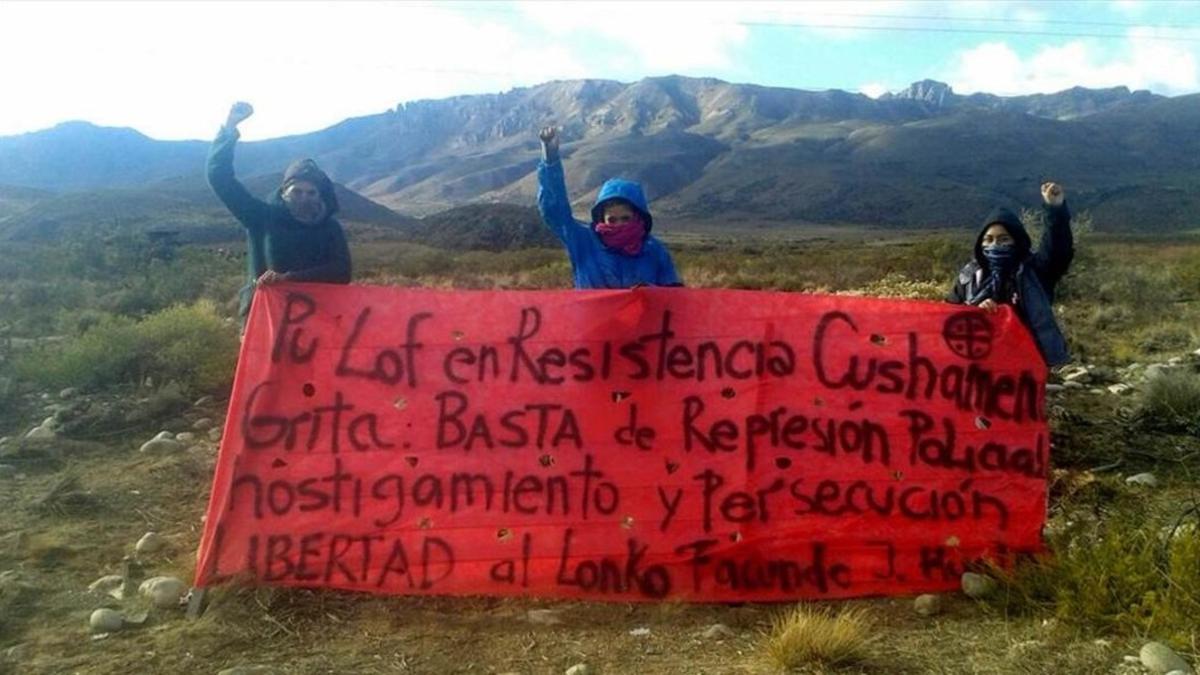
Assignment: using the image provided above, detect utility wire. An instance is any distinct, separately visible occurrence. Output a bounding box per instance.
[408,1,1200,43]
[739,19,1200,43]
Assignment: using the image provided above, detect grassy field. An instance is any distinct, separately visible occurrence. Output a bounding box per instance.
[1,226,1198,674]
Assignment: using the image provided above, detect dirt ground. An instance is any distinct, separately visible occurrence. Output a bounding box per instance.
[2,383,1190,675]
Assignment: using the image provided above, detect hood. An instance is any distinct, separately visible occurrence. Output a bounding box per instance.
[974,206,1031,266]
[590,178,653,233]
[272,158,340,218]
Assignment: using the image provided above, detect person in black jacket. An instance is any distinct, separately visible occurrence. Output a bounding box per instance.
[948,182,1073,366]
[207,102,351,326]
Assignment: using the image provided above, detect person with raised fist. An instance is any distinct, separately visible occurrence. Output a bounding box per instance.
[536,126,681,288]
[207,102,351,327]
[947,182,1074,366]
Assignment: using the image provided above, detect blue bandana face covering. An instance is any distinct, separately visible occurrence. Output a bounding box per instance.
[982,243,1017,269]
[981,243,1018,302]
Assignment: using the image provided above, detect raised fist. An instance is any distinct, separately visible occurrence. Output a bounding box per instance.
[538,126,560,161]
[225,102,254,129]
[1041,181,1064,207]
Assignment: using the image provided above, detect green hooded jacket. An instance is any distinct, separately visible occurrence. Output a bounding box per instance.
[206,127,351,322]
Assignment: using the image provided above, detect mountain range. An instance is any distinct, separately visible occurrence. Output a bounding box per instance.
[3,75,1199,240]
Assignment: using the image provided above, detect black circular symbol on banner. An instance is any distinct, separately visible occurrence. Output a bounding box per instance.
[942,312,994,360]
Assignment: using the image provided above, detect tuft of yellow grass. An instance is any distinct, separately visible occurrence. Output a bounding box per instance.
[762,604,878,671]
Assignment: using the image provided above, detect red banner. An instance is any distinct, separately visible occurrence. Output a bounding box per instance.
[195,284,1048,601]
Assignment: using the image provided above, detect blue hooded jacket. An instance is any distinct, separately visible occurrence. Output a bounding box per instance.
[948,203,1074,366]
[537,159,681,289]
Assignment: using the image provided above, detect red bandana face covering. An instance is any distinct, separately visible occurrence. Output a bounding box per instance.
[594,216,646,255]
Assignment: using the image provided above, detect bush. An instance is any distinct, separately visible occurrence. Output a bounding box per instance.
[1137,369,1200,433]
[988,502,1200,648]
[760,604,877,670]
[15,300,238,394]
[1135,323,1196,354]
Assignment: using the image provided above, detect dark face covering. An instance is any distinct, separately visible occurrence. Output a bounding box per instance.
[980,243,1018,302]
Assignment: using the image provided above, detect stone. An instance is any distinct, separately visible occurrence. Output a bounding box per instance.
[526,609,564,625]
[135,532,166,554]
[1045,383,1066,393]
[192,418,215,431]
[153,430,174,441]
[565,665,592,675]
[0,436,9,446]
[701,623,735,639]
[914,593,943,616]
[1108,384,1134,395]
[1145,364,1177,381]
[59,387,79,399]
[194,395,214,407]
[1063,369,1091,383]
[175,432,197,443]
[1168,357,1183,365]
[1064,381,1084,390]
[89,608,124,633]
[24,425,55,440]
[139,575,187,608]
[88,575,125,598]
[1126,473,1159,488]
[1139,642,1193,674]
[629,627,651,637]
[208,428,223,442]
[217,667,278,675]
[139,438,183,453]
[961,572,996,599]
[0,464,16,479]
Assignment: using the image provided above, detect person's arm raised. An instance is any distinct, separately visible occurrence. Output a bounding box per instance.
[207,101,269,228]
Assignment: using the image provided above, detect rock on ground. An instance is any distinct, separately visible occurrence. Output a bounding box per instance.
[914,594,943,616]
[89,608,123,633]
[135,532,166,554]
[139,576,187,608]
[1139,642,1194,674]
[961,572,996,599]
[139,438,183,453]
[1126,473,1159,488]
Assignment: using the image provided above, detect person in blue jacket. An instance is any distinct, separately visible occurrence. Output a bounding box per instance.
[947,181,1074,366]
[537,126,681,288]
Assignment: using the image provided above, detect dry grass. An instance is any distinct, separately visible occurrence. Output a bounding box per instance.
[761,604,878,671]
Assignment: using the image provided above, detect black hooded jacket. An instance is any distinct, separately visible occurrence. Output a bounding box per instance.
[947,202,1074,365]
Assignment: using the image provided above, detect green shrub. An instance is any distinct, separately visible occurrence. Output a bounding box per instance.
[15,300,237,394]
[1137,369,1200,433]
[989,505,1200,648]
[1135,323,1196,354]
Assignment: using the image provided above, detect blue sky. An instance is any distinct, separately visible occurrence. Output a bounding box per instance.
[2,0,1199,140]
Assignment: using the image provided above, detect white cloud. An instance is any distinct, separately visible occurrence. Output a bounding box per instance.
[1110,1,1146,16]
[0,1,588,140]
[945,35,1200,96]
[515,1,751,73]
[859,83,890,98]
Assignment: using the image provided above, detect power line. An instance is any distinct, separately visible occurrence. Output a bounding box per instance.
[407,2,1200,43]
[739,19,1200,43]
